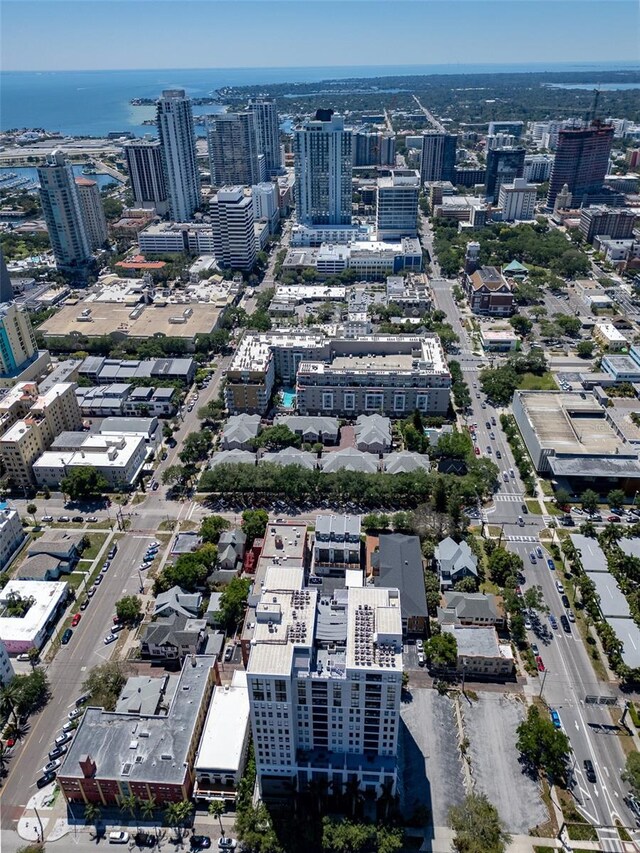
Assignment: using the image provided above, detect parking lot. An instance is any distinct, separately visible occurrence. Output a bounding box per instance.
[463,693,548,834]
[399,688,466,827]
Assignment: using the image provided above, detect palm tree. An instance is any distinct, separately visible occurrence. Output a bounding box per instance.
[3,717,29,743]
[344,778,364,819]
[26,503,37,526]
[165,800,193,841]
[0,681,20,722]
[377,779,396,821]
[0,742,9,775]
[118,792,138,822]
[84,801,102,838]
[140,796,156,825]
[209,801,225,837]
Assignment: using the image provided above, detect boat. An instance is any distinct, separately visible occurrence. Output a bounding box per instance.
[0,172,17,184]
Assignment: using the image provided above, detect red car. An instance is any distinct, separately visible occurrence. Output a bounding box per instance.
[5,737,16,748]
[607,516,621,523]
[536,656,545,672]
[474,446,481,456]
[71,613,81,627]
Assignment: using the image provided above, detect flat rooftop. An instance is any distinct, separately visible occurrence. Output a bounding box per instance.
[345,586,403,672]
[570,534,608,572]
[58,656,214,785]
[194,671,250,773]
[515,391,624,456]
[38,302,222,340]
[0,580,68,645]
[608,618,640,669]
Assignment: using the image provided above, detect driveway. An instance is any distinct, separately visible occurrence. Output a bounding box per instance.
[399,688,466,827]
[462,692,548,834]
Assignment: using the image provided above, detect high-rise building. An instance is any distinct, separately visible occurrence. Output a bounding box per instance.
[353,129,396,167]
[488,121,524,138]
[294,109,353,227]
[208,112,263,187]
[251,182,280,233]
[524,154,554,183]
[74,178,108,250]
[156,89,201,221]
[210,187,256,271]
[0,246,13,303]
[484,148,525,202]
[578,206,637,244]
[246,563,403,800]
[249,99,282,176]
[37,151,92,278]
[419,132,457,183]
[376,169,420,239]
[123,138,168,215]
[546,121,615,209]
[498,177,537,221]
[0,303,39,379]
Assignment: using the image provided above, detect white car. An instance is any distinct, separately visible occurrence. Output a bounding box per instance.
[104,633,117,644]
[417,650,426,667]
[556,581,565,594]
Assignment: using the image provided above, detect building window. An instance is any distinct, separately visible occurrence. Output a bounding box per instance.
[343,392,355,410]
[393,393,405,412]
[365,393,384,411]
[322,392,334,411]
[416,394,428,412]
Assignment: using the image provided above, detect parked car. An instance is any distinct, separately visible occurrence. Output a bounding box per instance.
[536,546,543,559]
[94,575,103,586]
[87,516,98,523]
[607,515,621,523]
[549,614,558,630]
[218,839,236,851]
[80,599,90,610]
[135,833,156,848]
[531,642,539,656]
[72,516,84,523]
[556,580,565,594]
[152,482,160,491]
[521,504,528,514]
[71,613,81,626]
[561,594,570,608]
[567,610,576,623]
[36,772,56,788]
[536,656,545,672]
[108,832,130,845]
[61,628,73,645]
[55,731,72,746]
[86,588,95,598]
[224,645,234,662]
[42,515,54,522]
[474,446,480,456]
[42,759,61,774]
[417,650,426,666]
[550,709,561,729]
[104,633,117,644]
[68,707,83,720]
[48,744,68,760]
[57,516,70,522]
[547,558,556,570]
[191,837,213,850]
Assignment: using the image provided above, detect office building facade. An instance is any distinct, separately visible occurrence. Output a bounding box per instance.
[74,178,108,250]
[156,89,201,221]
[419,132,457,183]
[123,138,169,215]
[294,110,352,226]
[252,182,280,233]
[249,99,282,176]
[524,154,554,183]
[210,187,257,271]
[208,112,263,188]
[353,130,396,167]
[484,148,525,202]
[37,151,92,278]
[546,122,615,209]
[375,170,420,239]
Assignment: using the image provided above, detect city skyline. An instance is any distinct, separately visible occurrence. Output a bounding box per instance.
[2,0,639,72]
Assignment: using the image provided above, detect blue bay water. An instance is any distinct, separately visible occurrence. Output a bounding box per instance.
[2,63,639,138]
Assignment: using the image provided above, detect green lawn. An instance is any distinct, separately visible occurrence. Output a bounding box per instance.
[66,571,87,590]
[517,372,558,391]
[525,499,542,515]
[80,533,108,561]
[566,824,598,842]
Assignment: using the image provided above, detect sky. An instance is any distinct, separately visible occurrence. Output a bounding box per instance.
[1,0,639,72]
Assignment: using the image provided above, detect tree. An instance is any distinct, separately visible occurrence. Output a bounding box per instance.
[576,340,595,359]
[60,467,109,501]
[254,424,301,451]
[82,660,132,711]
[219,577,251,631]
[607,489,626,509]
[164,800,193,841]
[13,668,50,717]
[453,576,478,593]
[523,585,548,614]
[153,550,212,594]
[449,793,511,853]
[554,487,571,509]
[209,800,226,836]
[622,751,640,797]
[200,514,230,544]
[115,595,142,624]
[140,796,156,824]
[580,489,599,513]
[509,315,533,337]
[179,430,212,465]
[516,705,570,781]
[118,793,138,821]
[84,801,102,837]
[488,547,523,588]
[423,632,458,670]
[26,503,37,525]
[161,464,190,488]
[241,509,269,546]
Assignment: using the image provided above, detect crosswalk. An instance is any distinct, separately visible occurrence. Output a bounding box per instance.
[505,534,538,543]
[494,493,523,503]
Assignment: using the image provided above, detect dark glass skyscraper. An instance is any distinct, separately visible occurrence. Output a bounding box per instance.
[546,121,614,209]
[484,148,525,202]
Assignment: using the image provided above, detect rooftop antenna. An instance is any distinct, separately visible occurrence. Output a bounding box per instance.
[588,87,601,125]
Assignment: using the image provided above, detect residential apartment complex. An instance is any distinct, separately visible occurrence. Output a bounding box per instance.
[0,303,39,379]
[498,177,537,221]
[207,112,263,188]
[0,507,25,571]
[247,566,403,799]
[123,138,169,215]
[352,129,395,167]
[156,89,201,221]
[0,382,82,490]
[74,177,108,250]
[294,110,353,226]
[37,150,92,278]
[249,98,282,176]
[313,514,361,576]
[224,332,451,417]
[419,132,457,183]
[578,206,637,244]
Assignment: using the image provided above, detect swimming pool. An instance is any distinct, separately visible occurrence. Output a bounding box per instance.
[281,389,296,408]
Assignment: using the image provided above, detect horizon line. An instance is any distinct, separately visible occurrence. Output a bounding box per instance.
[4,60,640,74]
